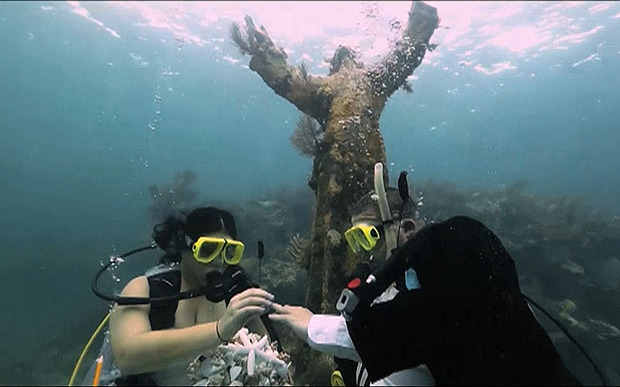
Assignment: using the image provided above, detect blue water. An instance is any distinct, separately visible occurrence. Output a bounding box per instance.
[1,1,619,384]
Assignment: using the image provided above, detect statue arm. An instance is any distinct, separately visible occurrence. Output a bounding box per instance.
[369,2,439,99]
[231,16,330,124]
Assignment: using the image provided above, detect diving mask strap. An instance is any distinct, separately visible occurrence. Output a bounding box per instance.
[374,163,397,255]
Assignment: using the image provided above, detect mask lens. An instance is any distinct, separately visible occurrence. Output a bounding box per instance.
[357,229,374,250]
[223,246,236,262]
[223,242,244,265]
[198,243,220,259]
[345,229,362,253]
[193,238,224,263]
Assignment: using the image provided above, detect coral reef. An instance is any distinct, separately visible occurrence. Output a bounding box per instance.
[188,328,292,386]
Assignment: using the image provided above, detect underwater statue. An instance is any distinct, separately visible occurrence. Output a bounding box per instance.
[231,2,439,314]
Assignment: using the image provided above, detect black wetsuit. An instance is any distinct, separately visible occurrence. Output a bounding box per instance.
[347,216,581,385]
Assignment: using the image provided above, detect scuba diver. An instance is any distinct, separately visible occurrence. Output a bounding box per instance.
[80,207,274,385]
[270,163,587,386]
[271,163,434,386]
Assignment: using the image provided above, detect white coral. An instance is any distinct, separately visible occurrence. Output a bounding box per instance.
[188,328,292,386]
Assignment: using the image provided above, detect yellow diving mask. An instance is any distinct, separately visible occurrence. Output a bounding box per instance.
[190,236,245,265]
[344,224,383,253]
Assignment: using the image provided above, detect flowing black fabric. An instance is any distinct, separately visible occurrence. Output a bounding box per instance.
[347,216,580,385]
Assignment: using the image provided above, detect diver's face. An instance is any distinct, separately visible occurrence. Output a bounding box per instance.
[350,210,423,260]
[181,231,232,285]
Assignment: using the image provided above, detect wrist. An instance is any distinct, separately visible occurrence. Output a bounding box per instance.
[215,319,227,343]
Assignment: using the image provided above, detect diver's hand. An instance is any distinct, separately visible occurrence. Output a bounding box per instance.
[268,304,313,342]
[217,288,274,341]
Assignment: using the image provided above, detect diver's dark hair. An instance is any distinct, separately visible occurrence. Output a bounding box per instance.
[153,212,187,251]
[352,187,417,220]
[185,207,238,241]
[152,207,238,263]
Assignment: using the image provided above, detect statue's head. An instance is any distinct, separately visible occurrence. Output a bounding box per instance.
[328,46,364,74]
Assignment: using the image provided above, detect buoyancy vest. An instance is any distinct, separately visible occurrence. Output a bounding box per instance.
[144,264,182,331]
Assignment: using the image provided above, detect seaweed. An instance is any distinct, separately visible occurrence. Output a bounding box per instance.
[298,61,309,82]
[289,114,323,157]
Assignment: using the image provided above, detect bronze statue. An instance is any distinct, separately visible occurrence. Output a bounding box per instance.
[231,2,439,314]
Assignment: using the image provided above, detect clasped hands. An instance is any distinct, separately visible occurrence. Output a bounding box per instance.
[216,287,313,343]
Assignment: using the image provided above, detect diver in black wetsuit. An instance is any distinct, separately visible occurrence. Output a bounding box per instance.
[272,165,587,385]
[345,215,582,385]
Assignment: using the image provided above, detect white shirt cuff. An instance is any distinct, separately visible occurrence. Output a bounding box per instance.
[307,314,362,362]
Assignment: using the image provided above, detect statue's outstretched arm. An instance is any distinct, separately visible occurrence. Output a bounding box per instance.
[368,2,439,99]
[231,16,329,122]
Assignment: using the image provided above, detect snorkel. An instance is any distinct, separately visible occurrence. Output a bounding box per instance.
[337,164,410,318]
[373,162,398,256]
